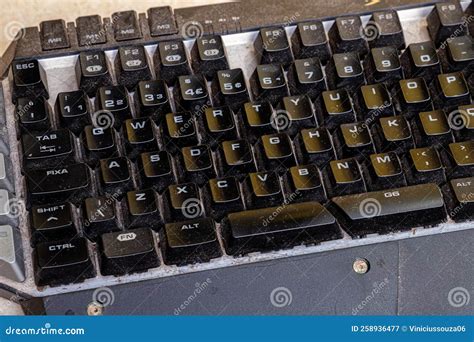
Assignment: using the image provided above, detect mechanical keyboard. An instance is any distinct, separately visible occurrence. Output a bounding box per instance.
[0,0,473,315]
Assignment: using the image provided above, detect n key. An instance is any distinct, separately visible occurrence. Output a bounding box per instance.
[325,158,366,197]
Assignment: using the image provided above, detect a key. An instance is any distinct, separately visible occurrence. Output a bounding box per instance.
[179,144,216,185]
[56,90,91,136]
[26,163,93,205]
[162,112,199,153]
[10,59,48,102]
[75,51,112,97]
[174,74,210,112]
[123,118,158,159]
[357,83,394,119]
[295,128,335,167]
[222,202,341,255]
[291,21,331,63]
[325,52,365,91]
[40,19,69,50]
[255,133,296,173]
[335,122,375,159]
[113,10,142,41]
[241,101,276,143]
[0,225,25,282]
[442,141,474,179]
[204,177,244,221]
[317,89,356,129]
[147,6,178,36]
[282,164,326,202]
[211,69,249,111]
[324,158,366,197]
[254,27,293,66]
[368,10,405,49]
[328,16,368,55]
[191,35,229,77]
[404,147,445,185]
[287,58,326,100]
[82,196,119,241]
[30,203,77,245]
[216,139,256,177]
[427,2,467,47]
[250,64,289,104]
[278,95,317,136]
[374,115,414,153]
[446,177,474,222]
[82,126,118,166]
[364,152,406,191]
[198,106,238,148]
[138,151,175,193]
[76,15,106,46]
[243,171,284,209]
[401,42,441,82]
[15,96,51,134]
[413,110,453,147]
[162,183,203,222]
[161,218,221,265]
[397,78,432,116]
[364,46,403,85]
[125,189,162,230]
[433,72,470,108]
[99,228,159,276]
[331,183,446,236]
[134,80,171,124]
[34,237,95,286]
[115,45,152,89]
[154,40,192,83]
[95,86,131,128]
[99,157,134,198]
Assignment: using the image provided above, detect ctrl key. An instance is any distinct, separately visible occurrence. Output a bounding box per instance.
[34,238,95,286]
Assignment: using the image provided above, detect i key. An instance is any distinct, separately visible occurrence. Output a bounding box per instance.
[358,83,394,119]
[10,59,48,102]
[368,10,405,49]
[250,64,289,104]
[326,52,365,91]
[154,40,192,83]
[95,86,131,128]
[75,51,112,97]
[134,80,171,124]
[287,58,326,100]
[291,21,331,64]
[56,90,91,135]
[211,69,249,111]
[328,16,368,55]
[254,27,293,66]
[191,35,229,77]
[427,2,467,47]
[174,74,209,112]
[115,45,152,89]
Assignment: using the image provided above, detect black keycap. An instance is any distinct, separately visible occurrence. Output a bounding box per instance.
[56,90,91,135]
[250,64,289,104]
[174,74,210,112]
[10,59,49,102]
[75,51,113,97]
[134,80,171,124]
[254,27,293,66]
[282,164,326,202]
[216,139,256,177]
[82,126,118,165]
[125,189,162,230]
[161,218,221,265]
[123,118,158,159]
[115,45,152,89]
[397,78,432,115]
[335,122,375,159]
[295,128,335,167]
[291,21,331,63]
[413,109,453,147]
[99,157,134,198]
[211,68,249,111]
[40,19,69,50]
[34,237,95,286]
[328,16,368,55]
[443,141,474,179]
[15,96,51,134]
[22,129,76,169]
[374,115,414,153]
[83,196,119,241]
[427,2,467,47]
[255,133,296,172]
[241,101,276,143]
[204,177,244,220]
[95,86,131,128]
[401,42,441,82]
[113,10,142,41]
[191,35,228,77]
[287,58,326,100]
[26,163,93,205]
[324,157,366,197]
[357,83,394,119]
[364,152,406,191]
[76,15,106,46]
[30,203,77,245]
[433,72,470,108]
[278,95,317,136]
[162,112,198,153]
[331,183,446,236]
[468,2,474,36]
[99,228,159,276]
[243,171,283,209]
[368,10,405,49]
[446,177,474,222]
[326,52,365,91]
[138,151,175,192]
[364,46,403,85]
[154,40,192,83]
[163,183,203,222]
[222,202,341,255]
[179,144,216,185]
[198,106,238,147]
[317,89,356,129]
[147,6,178,36]
[440,36,474,72]
[404,147,445,185]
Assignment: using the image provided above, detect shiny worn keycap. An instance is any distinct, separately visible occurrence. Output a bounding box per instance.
[138,151,175,192]
[82,126,118,166]
[95,86,131,128]
[328,16,368,55]
[75,51,112,97]
[56,90,91,135]
[326,158,366,197]
[154,40,192,83]
[211,69,249,111]
[115,45,152,89]
[31,203,77,245]
[99,157,134,197]
[125,189,162,230]
[11,59,49,102]
[427,2,467,47]
[291,21,332,63]
[295,128,335,167]
[123,118,157,159]
[254,27,293,66]
[135,80,171,123]
[83,196,119,241]
[401,42,440,82]
[287,58,326,100]
[250,64,289,104]
[244,171,283,209]
[365,152,406,191]
[191,35,229,77]
[368,10,405,49]
[365,46,403,84]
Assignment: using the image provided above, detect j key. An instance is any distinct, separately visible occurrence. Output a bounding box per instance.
[125,189,162,230]
[162,112,198,153]
[250,64,289,104]
[413,110,453,147]
[75,51,112,97]
[368,10,405,49]
[56,90,91,135]
[161,218,221,265]
[30,203,76,245]
[163,183,203,222]
[405,147,445,185]
[26,163,93,205]
[336,122,375,159]
[211,69,249,111]
[15,96,51,134]
[433,72,470,108]
[76,15,106,46]
[374,115,414,153]
[287,58,326,100]
[124,118,158,159]
[254,27,293,66]
[10,59,48,102]
[112,10,142,41]
[217,139,256,177]
[357,83,393,119]
[364,152,406,191]
[447,177,474,222]
[401,42,441,82]
[243,171,283,209]
[99,157,134,198]
[256,133,296,172]
[427,2,467,47]
[115,46,152,89]
[95,86,131,128]
[154,40,192,83]
[317,89,356,129]
[364,46,403,84]
[222,202,340,255]
[147,6,178,36]
[328,16,368,55]
[191,35,229,78]
[291,21,331,63]
[278,95,317,136]
[331,183,446,236]
[135,80,171,124]
[326,52,365,91]
[138,151,175,192]
[83,196,119,241]
[397,78,432,115]
[441,36,474,72]
[179,145,216,185]
[22,129,76,169]
[198,106,238,147]
[241,101,276,143]
[174,74,209,112]
[325,158,366,197]
[99,228,159,276]
[34,237,95,286]
[295,128,335,167]
[40,19,69,50]
[204,177,244,220]
[443,141,474,179]
[82,126,118,166]
[282,164,325,202]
